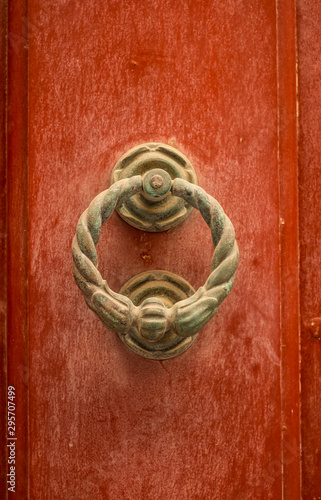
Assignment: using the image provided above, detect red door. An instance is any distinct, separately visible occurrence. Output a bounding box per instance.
[2,0,321,498]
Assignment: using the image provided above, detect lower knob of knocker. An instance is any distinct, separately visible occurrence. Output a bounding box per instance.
[119,270,198,360]
[139,297,168,342]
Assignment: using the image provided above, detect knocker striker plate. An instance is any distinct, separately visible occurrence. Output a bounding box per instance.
[110,143,197,232]
[119,270,198,359]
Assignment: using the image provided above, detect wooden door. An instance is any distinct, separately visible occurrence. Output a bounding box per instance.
[2,0,321,499]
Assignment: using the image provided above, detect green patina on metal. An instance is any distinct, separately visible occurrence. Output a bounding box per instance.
[72,144,239,359]
[119,270,197,359]
[110,143,197,232]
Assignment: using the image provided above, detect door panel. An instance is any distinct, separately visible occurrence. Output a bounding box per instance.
[29,1,281,498]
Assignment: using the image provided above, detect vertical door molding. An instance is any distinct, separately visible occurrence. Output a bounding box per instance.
[297,0,321,496]
[5,1,30,499]
[277,0,301,497]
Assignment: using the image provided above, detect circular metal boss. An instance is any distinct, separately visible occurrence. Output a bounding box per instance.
[119,270,197,359]
[110,143,197,231]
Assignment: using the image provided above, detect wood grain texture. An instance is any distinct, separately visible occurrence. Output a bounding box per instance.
[6,0,29,499]
[0,2,7,498]
[5,0,316,498]
[28,1,283,498]
[277,0,301,498]
[297,0,321,497]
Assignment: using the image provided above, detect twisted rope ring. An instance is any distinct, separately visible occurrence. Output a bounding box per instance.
[72,176,239,341]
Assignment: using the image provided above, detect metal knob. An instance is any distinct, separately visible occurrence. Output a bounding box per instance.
[72,144,239,359]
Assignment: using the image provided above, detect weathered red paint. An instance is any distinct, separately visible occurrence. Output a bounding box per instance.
[297,0,321,496]
[277,0,301,498]
[0,1,7,495]
[6,1,30,499]
[3,0,320,498]
[28,1,282,498]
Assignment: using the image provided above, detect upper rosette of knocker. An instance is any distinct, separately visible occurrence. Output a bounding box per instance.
[110,143,197,232]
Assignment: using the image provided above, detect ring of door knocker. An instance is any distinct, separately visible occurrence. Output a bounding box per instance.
[72,143,239,359]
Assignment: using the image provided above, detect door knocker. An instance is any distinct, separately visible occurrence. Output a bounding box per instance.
[72,143,239,359]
